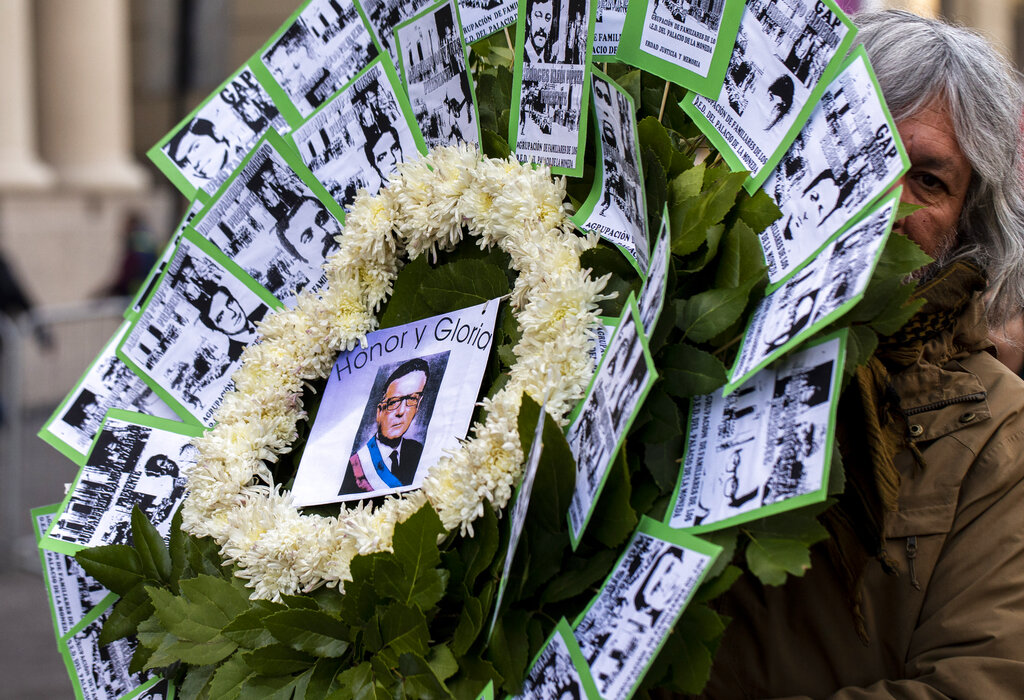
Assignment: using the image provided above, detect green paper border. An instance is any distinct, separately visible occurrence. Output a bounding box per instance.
[249,0,386,127]
[725,188,900,393]
[488,387,548,641]
[571,516,722,697]
[41,409,205,557]
[394,0,483,148]
[284,55,428,200]
[680,0,857,194]
[194,128,348,232]
[31,504,118,646]
[38,320,185,465]
[638,203,671,337]
[614,0,744,100]
[60,593,165,700]
[187,128,348,306]
[508,0,595,177]
[669,328,848,533]
[126,200,206,321]
[116,229,284,427]
[572,68,649,276]
[567,293,659,549]
[514,618,601,700]
[147,57,286,202]
[759,46,910,285]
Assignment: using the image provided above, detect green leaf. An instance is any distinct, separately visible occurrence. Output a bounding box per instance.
[693,565,742,604]
[132,505,172,583]
[381,256,510,327]
[745,505,830,544]
[450,656,502,699]
[481,129,511,160]
[178,574,251,631]
[459,504,499,592]
[670,170,749,256]
[678,224,726,274]
[99,582,155,644]
[329,662,387,700]
[896,200,925,221]
[715,219,767,289]
[399,652,454,699]
[263,609,351,658]
[875,229,933,280]
[637,117,674,174]
[732,187,782,235]
[128,637,153,675]
[745,536,813,586]
[168,508,188,592]
[643,435,684,492]
[844,324,879,373]
[281,593,319,610]
[644,147,669,231]
[451,593,485,657]
[540,549,619,604]
[240,644,316,675]
[178,664,216,700]
[486,609,530,694]
[669,162,705,204]
[139,615,237,669]
[590,448,638,548]
[677,274,759,343]
[526,409,577,533]
[207,653,254,700]
[647,626,713,695]
[374,506,449,610]
[148,586,225,644]
[302,658,342,700]
[188,534,228,580]
[870,288,926,336]
[74,545,144,595]
[698,528,739,581]
[381,603,431,658]
[239,674,304,700]
[660,344,727,397]
[612,69,642,107]
[636,385,681,443]
[222,608,277,649]
[428,644,459,682]
[650,604,727,694]
[393,503,445,572]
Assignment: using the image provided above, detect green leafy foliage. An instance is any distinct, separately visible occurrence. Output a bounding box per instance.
[69,38,933,700]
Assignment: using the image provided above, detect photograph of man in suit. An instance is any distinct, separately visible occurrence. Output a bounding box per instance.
[340,358,429,495]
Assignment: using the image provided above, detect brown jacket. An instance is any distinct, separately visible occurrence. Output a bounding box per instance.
[704,276,1024,698]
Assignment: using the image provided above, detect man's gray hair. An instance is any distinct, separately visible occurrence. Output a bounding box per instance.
[855,10,1024,327]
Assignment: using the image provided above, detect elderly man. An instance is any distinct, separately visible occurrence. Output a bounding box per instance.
[340,358,428,495]
[703,11,1024,697]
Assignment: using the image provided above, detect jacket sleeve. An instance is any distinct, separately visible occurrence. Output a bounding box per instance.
[818,424,1024,699]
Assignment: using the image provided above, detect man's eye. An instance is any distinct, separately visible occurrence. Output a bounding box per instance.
[918,172,944,189]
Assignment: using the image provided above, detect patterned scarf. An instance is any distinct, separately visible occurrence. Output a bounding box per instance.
[822,262,988,642]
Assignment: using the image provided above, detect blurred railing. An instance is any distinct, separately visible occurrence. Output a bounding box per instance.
[0,297,127,569]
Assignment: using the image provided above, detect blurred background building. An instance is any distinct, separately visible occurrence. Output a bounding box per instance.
[0,0,1021,695]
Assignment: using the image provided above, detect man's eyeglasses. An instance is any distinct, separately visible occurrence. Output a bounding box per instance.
[379,393,422,412]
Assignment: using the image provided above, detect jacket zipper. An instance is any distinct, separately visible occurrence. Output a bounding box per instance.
[906,536,921,590]
[902,392,986,416]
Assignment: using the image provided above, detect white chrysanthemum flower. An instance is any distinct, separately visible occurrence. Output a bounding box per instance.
[183,146,607,598]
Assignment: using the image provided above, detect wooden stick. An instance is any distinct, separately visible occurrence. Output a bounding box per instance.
[658,81,671,123]
[504,26,514,52]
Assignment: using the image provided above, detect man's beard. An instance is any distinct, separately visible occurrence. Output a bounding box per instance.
[907,226,960,284]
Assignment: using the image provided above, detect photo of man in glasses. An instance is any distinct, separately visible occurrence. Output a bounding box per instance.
[339,358,431,495]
